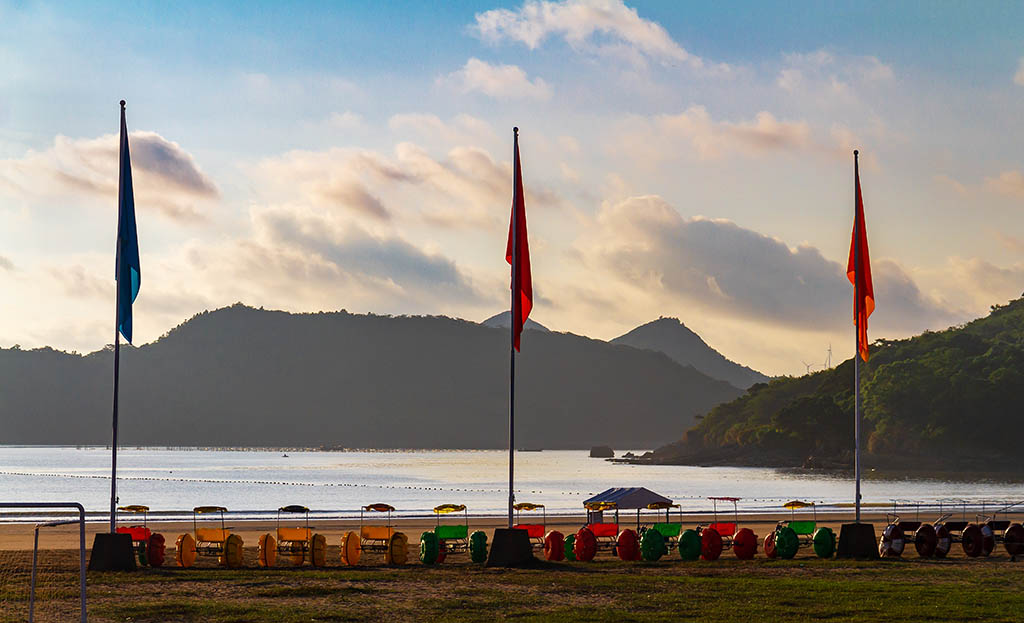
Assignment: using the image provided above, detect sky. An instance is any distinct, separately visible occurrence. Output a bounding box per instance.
[1,0,1023,377]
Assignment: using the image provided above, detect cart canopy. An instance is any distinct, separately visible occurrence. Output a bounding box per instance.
[583,487,673,510]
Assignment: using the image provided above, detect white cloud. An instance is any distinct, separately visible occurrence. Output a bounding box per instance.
[327,111,364,129]
[440,58,552,100]
[0,255,12,271]
[579,195,962,333]
[472,0,717,70]
[0,131,218,222]
[1015,58,1024,86]
[985,170,1024,198]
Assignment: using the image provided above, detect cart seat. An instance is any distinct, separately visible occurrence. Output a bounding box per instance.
[788,521,816,536]
[196,528,229,543]
[360,526,394,541]
[116,525,151,542]
[277,527,312,542]
[987,520,1011,531]
[589,523,619,538]
[652,523,681,539]
[896,521,921,532]
[709,522,737,537]
[943,521,969,532]
[513,524,545,539]
[435,524,468,540]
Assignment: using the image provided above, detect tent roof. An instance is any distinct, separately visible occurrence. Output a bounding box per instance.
[583,487,673,510]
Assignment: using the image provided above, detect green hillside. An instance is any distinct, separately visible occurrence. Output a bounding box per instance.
[645,296,1024,470]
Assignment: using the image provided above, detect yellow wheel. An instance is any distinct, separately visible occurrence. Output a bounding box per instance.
[220,533,244,568]
[386,532,408,565]
[340,531,361,566]
[257,533,277,567]
[311,534,327,567]
[175,533,196,568]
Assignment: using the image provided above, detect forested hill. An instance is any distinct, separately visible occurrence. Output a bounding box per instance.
[0,305,742,449]
[643,297,1024,470]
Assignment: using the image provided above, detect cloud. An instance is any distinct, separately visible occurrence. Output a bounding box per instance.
[0,255,12,271]
[472,0,716,70]
[388,113,496,146]
[440,58,552,100]
[1015,58,1024,86]
[49,264,110,299]
[0,131,218,222]
[985,170,1024,198]
[327,111,364,130]
[581,195,961,334]
[944,257,1024,310]
[777,49,893,98]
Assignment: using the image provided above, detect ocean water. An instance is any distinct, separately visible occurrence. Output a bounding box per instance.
[1,446,1022,520]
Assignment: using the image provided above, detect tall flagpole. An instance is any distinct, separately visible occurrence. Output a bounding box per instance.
[109,99,127,534]
[508,127,519,530]
[853,149,861,525]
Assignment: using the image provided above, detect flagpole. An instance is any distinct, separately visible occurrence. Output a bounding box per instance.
[508,127,519,530]
[853,149,861,525]
[109,99,127,535]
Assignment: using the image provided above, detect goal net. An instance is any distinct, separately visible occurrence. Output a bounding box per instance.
[0,503,86,623]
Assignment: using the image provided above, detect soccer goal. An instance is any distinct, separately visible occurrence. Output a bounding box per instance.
[0,502,87,623]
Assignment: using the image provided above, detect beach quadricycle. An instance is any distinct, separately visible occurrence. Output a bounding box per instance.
[878,501,943,558]
[115,505,166,567]
[175,506,244,568]
[339,503,408,565]
[695,497,758,561]
[764,501,834,560]
[924,500,1024,558]
[636,502,683,561]
[257,505,327,567]
[420,504,487,564]
[513,502,562,559]
[575,488,675,562]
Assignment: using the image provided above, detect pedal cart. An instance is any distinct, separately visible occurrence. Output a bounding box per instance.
[340,503,408,565]
[420,503,487,564]
[175,506,244,568]
[764,501,834,559]
[575,487,674,562]
[696,497,758,561]
[637,501,683,561]
[257,505,327,567]
[115,505,166,567]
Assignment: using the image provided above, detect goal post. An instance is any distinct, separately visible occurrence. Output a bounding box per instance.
[0,502,86,623]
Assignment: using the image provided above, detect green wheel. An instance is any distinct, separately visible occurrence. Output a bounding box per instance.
[564,534,576,561]
[469,531,488,563]
[640,528,667,561]
[775,527,799,560]
[419,531,439,565]
[678,529,701,561]
[812,527,835,559]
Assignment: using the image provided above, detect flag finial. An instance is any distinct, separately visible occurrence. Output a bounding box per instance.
[854,149,859,156]
[120,100,126,108]
[513,126,519,135]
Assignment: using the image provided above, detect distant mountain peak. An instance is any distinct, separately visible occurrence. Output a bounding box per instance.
[612,317,769,389]
[481,311,550,332]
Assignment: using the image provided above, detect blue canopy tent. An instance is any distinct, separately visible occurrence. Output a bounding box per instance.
[583,487,675,528]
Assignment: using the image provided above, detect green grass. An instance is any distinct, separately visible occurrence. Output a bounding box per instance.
[9,555,1024,622]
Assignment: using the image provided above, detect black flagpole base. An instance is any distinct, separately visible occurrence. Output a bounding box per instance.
[486,528,535,567]
[837,522,878,559]
[88,532,137,571]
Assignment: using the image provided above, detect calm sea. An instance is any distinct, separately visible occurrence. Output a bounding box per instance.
[1,446,1022,519]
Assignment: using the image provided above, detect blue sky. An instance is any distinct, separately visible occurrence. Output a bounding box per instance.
[2,0,1023,375]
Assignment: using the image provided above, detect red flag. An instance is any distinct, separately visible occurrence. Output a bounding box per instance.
[506,127,533,352]
[847,151,874,361]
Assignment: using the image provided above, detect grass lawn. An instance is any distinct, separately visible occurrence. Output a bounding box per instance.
[5,551,1024,622]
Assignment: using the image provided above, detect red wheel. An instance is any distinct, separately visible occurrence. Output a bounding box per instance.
[962,524,984,557]
[544,531,565,561]
[1004,524,1024,557]
[763,530,778,559]
[701,527,723,561]
[616,529,640,561]
[147,533,166,567]
[879,524,905,557]
[732,528,757,560]
[574,527,597,562]
[914,524,937,558]
[933,524,951,558]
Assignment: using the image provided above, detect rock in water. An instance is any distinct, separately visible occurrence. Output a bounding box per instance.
[590,445,614,458]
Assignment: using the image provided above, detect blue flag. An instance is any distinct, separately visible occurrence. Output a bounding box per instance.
[116,101,141,343]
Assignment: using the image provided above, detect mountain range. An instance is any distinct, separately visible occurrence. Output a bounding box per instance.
[0,305,748,449]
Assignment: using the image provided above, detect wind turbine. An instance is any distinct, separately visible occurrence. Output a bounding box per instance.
[802,361,816,375]
[824,343,833,369]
